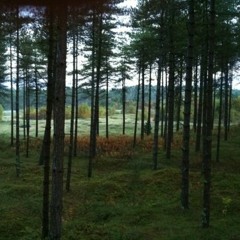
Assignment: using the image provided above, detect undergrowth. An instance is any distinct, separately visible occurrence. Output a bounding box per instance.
[0,127,240,239]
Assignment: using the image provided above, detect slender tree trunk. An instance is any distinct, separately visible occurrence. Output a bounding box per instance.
[106,65,109,138]
[160,67,164,137]
[35,55,39,138]
[15,6,20,177]
[224,64,229,141]
[141,65,145,140]
[176,57,183,132]
[94,14,103,139]
[216,66,223,163]
[73,31,79,157]
[122,77,126,135]
[163,68,168,151]
[49,6,67,239]
[195,49,207,152]
[202,0,215,228]
[193,60,198,132]
[212,73,217,128]
[153,62,161,170]
[166,42,175,158]
[66,28,77,192]
[41,8,55,239]
[181,0,194,210]
[133,70,141,148]
[26,69,30,158]
[23,78,26,139]
[146,64,152,135]
[228,72,232,131]
[9,35,14,147]
[89,47,95,177]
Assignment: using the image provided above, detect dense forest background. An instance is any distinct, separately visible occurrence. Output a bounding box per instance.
[0,0,240,239]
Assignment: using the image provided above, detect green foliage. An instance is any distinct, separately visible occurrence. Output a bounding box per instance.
[108,106,116,116]
[0,104,3,120]
[232,96,240,112]
[99,106,105,118]
[144,120,152,135]
[1,127,240,239]
[78,104,91,119]
[29,107,46,120]
[65,105,72,119]
[126,101,136,114]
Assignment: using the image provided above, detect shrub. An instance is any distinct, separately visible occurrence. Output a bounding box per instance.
[144,121,152,135]
[108,106,116,116]
[65,105,71,119]
[0,104,4,120]
[29,107,46,120]
[99,106,105,118]
[126,101,136,114]
[78,104,91,119]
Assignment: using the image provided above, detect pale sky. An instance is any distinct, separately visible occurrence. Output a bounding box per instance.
[119,0,137,8]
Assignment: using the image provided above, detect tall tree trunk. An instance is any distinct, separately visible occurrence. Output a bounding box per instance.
[141,65,145,140]
[49,6,67,239]
[228,72,232,131]
[193,60,198,132]
[133,70,141,148]
[216,66,223,163]
[146,64,152,135]
[89,27,96,178]
[160,67,165,137]
[176,57,183,132]
[15,6,20,177]
[94,14,103,139]
[26,69,30,158]
[212,73,217,128]
[35,54,39,138]
[23,78,26,139]
[163,68,168,151]
[73,31,79,157]
[202,0,215,228]
[166,38,175,158]
[224,64,229,141]
[153,62,161,170]
[10,33,14,147]
[181,0,194,210]
[122,77,126,135]
[195,42,208,152]
[41,7,55,239]
[105,62,109,138]
[66,28,77,192]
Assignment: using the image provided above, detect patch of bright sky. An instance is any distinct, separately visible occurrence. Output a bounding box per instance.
[118,0,137,8]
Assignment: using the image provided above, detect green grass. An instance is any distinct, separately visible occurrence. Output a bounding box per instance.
[0,126,240,239]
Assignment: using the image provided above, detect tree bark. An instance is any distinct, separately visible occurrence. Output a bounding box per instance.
[216,65,223,163]
[153,62,161,170]
[181,0,194,210]
[41,7,55,239]
[66,26,77,192]
[133,70,141,148]
[49,5,67,239]
[15,6,20,177]
[202,0,215,228]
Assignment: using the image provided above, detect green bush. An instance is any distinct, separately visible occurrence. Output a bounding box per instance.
[126,101,136,114]
[29,107,46,120]
[65,106,71,119]
[78,104,91,119]
[109,106,116,116]
[99,106,105,118]
[0,104,4,120]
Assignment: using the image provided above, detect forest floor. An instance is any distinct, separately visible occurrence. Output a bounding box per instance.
[0,124,240,239]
